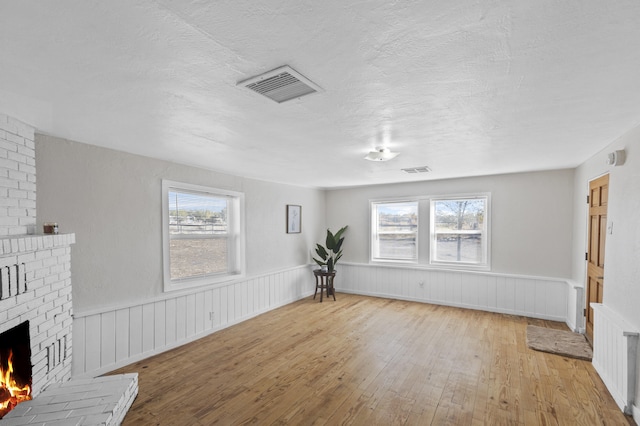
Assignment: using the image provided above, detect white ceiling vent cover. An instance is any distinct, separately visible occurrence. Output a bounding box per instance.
[402,166,431,174]
[238,65,323,103]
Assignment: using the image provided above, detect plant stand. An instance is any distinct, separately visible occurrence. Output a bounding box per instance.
[313,270,336,302]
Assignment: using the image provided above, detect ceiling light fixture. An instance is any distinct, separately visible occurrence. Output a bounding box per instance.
[364,146,399,162]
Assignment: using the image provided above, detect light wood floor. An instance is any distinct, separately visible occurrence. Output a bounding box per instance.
[110,293,635,425]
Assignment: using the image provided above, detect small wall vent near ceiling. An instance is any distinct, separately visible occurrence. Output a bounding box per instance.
[237,65,323,103]
[402,166,431,174]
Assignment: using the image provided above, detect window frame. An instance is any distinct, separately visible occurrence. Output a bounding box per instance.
[370,199,419,264]
[429,194,490,270]
[162,180,245,292]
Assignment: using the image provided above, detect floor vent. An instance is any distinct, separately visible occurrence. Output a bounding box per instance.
[238,65,322,103]
[402,166,431,174]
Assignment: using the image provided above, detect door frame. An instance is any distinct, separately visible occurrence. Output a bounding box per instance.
[584,173,609,342]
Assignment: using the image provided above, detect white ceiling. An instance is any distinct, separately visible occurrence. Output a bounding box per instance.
[1,1,640,188]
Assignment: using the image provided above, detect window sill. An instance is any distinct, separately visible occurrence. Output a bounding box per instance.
[163,272,245,293]
[364,260,490,273]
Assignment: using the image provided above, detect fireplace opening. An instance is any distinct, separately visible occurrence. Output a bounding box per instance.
[0,321,32,419]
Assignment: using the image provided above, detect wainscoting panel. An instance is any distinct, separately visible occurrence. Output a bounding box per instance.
[591,303,639,415]
[73,265,314,377]
[337,263,570,322]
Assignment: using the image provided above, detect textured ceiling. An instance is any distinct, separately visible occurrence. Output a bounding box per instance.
[1,1,640,188]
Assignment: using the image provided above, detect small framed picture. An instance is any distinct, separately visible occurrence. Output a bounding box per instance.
[286,205,301,234]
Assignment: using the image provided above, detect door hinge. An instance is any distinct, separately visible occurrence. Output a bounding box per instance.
[585,252,588,261]
[587,195,590,204]
[583,308,587,317]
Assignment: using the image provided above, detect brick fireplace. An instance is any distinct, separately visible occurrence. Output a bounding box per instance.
[0,233,76,398]
[0,113,137,424]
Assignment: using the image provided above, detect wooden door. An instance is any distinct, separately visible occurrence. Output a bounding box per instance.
[585,174,608,342]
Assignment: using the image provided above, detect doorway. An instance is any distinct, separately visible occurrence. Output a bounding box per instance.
[585,174,608,342]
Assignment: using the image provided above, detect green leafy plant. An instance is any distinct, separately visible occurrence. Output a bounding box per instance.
[313,226,348,272]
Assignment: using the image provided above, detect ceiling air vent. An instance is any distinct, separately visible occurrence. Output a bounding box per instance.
[402,166,432,174]
[237,65,322,103]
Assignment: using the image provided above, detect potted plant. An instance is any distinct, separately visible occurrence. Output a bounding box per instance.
[313,226,348,272]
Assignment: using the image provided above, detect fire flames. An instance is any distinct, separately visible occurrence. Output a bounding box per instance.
[0,350,31,419]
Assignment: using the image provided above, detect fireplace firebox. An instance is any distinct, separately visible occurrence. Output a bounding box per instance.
[0,321,32,419]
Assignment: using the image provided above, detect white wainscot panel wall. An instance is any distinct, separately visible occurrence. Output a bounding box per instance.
[591,303,639,417]
[336,263,576,325]
[73,265,314,377]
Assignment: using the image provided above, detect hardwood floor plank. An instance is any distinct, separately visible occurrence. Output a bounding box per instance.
[109,294,636,425]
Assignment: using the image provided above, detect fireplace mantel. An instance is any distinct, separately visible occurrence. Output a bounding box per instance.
[0,233,75,256]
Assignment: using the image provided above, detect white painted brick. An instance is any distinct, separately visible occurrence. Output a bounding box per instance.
[58,286,72,297]
[0,196,19,207]
[30,312,47,329]
[46,304,63,320]
[44,290,59,303]
[0,216,19,226]
[0,416,38,425]
[8,188,28,199]
[8,207,27,217]
[0,138,17,152]
[44,273,61,285]
[0,176,19,188]
[0,157,20,170]
[28,276,44,290]
[7,300,30,318]
[46,322,64,338]
[38,318,55,335]
[17,251,36,263]
[31,345,46,364]
[15,292,34,306]
[35,284,52,298]
[18,182,37,194]
[8,168,28,182]
[16,143,34,156]
[4,131,24,145]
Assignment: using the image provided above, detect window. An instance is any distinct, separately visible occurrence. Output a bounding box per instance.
[371,201,418,262]
[162,180,245,291]
[430,196,489,267]
[370,194,490,269]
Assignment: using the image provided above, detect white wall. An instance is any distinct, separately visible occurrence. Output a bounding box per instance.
[35,135,326,314]
[326,169,575,278]
[572,123,640,416]
[572,124,640,321]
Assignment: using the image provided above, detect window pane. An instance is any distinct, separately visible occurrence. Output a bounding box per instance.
[168,191,228,236]
[434,233,483,263]
[432,198,487,265]
[170,238,228,280]
[434,199,484,231]
[168,190,230,281]
[374,201,418,261]
[378,234,417,259]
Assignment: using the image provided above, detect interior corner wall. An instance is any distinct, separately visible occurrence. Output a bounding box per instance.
[572,124,640,324]
[35,135,326,314]
[572,123,640,417]
[326,169,575,278]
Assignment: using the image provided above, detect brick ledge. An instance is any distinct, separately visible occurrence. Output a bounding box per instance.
[0,233,76,256]
[2,373,138,426]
